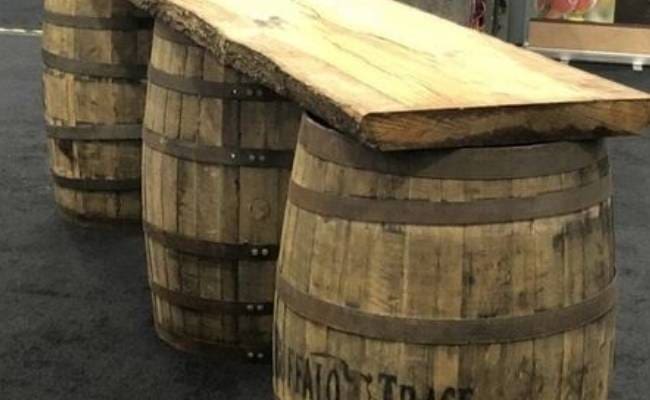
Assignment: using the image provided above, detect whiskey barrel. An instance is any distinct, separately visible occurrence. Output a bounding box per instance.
[143,21,301,362]
[42,0,152,222]
[274,115,617,400]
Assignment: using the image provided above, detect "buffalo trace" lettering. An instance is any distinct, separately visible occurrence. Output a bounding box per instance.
[274,330,474,400]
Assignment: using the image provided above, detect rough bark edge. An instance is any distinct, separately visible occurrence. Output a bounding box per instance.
[130,0,363,140]
[129,0,650,151]
[364,99,650,150]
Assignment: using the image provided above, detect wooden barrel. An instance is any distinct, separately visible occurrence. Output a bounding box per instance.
[274,115,617,400]
[42,0,152,222]
[142,21,302,362]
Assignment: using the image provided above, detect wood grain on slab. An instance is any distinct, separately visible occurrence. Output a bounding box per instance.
[129,0,650,150]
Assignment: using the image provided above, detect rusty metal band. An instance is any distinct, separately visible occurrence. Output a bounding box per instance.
[288,173,611,225]
[154,323,271,363]
[143,128,294,168]
[46,124,142,141]
[52,174,140,192]
[43,10,153,31]
[148,66,281,101]
[276,275,617,345]
[151,282,273,316]
[153,21,197,46]
[143,222,279,261]
[298,115,608,180]
[42,50,147,79]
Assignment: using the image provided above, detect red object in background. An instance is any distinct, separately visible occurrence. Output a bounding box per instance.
[575,0,598,12]
[537,0,598,18]
[538,0,613,21]
[550,0,579,13]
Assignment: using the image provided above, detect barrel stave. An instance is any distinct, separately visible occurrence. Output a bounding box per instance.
[42,0,151,222]
[274,115,616,400]
[143,21,301,360]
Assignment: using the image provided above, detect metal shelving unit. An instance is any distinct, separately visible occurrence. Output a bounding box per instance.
[526,46,650,72]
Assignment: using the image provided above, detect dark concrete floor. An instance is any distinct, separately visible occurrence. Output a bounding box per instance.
[1,4,649,400]
[577,63,650,400]
[0,0,42,29]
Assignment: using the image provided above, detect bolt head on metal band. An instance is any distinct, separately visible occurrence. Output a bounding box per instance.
[143,222,279,261]
[154,323,271,364]
[246,352,265,360]
[147,66,282,101]
[143,128,294,169]
[150,282,273,316]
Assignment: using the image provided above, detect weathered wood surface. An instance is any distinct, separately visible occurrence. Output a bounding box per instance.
[43,0,151,222]
[143,21,301,359]
[127,0,650,150]
[274,115,617,400]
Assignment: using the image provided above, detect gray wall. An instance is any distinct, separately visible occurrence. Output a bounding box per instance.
[395,0,510,35]
[466,0,536,44]
[395,0,472,25]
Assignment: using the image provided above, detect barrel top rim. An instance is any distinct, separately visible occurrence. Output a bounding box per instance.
[302,113,604,153]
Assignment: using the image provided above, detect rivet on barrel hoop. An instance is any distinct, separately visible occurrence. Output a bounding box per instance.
[144,18,300,363]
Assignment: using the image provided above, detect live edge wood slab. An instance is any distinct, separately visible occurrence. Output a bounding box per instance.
[129,0,650,150]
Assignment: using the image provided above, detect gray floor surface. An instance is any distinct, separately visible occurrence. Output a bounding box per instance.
[0,18,270,400]
[0,0,41,29]
[0,2,649,399]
